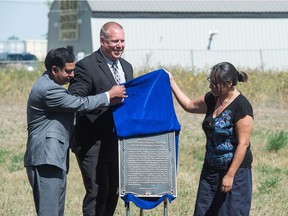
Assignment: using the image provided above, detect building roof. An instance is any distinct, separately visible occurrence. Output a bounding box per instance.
[87,0,288,18]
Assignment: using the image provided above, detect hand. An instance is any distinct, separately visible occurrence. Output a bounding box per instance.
[221,174,234,193]
[108,85,127,105]
[164,69,176,88]
[163,68,173,80]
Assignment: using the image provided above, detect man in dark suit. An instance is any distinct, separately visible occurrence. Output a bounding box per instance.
[24,47,127,216]
[68,21,133,216]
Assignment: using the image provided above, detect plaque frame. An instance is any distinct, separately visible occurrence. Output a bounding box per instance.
[118,132,177,198]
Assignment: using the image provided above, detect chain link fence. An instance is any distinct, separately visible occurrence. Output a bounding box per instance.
[124,48,288,71]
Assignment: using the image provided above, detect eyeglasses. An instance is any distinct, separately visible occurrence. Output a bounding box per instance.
[207,77,220,88]
[57,67,74,75]
[63,69,74,75]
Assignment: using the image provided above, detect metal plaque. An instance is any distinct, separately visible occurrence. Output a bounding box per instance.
[119,132,177,197]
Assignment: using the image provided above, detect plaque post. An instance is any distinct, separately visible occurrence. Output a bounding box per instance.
[126,202,130,216]
[164,197,168,216]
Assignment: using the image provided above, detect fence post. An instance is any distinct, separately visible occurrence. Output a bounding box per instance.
[259,49,264,71]
[190,49,194,69]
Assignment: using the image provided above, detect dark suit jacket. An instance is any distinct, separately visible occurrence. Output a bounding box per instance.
[68,49,133,153]
[24,72,109,172]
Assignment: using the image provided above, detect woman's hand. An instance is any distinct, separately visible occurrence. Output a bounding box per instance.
[164,68,173,81]
[221,174,234,193]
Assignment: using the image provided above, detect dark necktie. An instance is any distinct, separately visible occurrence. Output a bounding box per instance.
[112,62,121,84]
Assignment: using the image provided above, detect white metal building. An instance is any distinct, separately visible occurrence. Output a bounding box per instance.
[47,0,288,70]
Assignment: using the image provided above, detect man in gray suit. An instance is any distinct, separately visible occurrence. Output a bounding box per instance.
[24,47,127,216]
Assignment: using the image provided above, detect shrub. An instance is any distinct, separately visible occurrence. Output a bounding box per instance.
[267,131,288,151]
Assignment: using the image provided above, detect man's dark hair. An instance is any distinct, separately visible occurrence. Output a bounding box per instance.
[44,47,75,71]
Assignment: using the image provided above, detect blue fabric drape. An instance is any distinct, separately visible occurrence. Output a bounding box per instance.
[113,68,181,137]
[112,68,181,210]
[123,194,176,210]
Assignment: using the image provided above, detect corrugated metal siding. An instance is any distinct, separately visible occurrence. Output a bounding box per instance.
[48,0,288,69]
[87,0,288,13]
[90,18,288,69]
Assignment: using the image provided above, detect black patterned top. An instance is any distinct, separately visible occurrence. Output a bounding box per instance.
[202,92,253,170]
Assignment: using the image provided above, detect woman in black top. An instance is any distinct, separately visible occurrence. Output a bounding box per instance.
[168,62,253,216]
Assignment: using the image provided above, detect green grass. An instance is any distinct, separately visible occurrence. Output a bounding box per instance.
[0,66,288,215]
[267,131,288,151]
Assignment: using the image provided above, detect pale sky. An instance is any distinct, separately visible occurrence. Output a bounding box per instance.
[0,0,49,41]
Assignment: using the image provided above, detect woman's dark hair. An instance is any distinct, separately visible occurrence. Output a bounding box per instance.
[210,62,248,86]
[44,47,75,72]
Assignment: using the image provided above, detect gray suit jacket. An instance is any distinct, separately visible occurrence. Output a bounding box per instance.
[24,71,109,172]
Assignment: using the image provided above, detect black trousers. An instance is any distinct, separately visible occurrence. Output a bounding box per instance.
[76,135,119,216]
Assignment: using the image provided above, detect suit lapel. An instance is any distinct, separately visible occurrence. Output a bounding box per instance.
[95,49,133,84]
[119,59,133,81]
[95,50,117,85]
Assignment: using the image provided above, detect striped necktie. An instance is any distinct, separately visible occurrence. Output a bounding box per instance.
[112,62,121,84]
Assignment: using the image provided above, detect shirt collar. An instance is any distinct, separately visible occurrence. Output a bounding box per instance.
[100,49,119,67]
